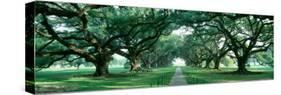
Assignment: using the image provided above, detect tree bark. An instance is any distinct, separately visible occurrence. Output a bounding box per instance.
[236,56,249,73]
[94,62,108,76]
[214,57,221,69]
[130,56,141,71]
[93,54,110,76]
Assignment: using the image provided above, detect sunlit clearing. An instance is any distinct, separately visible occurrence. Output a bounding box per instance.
[172,57,186,67]
[109,54,128,68]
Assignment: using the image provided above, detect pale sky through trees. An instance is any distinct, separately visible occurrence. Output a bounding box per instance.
[171,26,193,37]
[172,57,186,66]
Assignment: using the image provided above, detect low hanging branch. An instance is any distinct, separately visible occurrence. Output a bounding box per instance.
[37,39,54,53]
[41,14,97,63]
[40,55,68,68]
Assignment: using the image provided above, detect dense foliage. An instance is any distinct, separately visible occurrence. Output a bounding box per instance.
[26,1,273,76]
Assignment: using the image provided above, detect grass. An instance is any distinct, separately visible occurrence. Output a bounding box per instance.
[34,67,176,93]
[31,66,273,93]
[181,66,274,84]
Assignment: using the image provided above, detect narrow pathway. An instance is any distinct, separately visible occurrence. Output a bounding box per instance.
[169,67,187,86]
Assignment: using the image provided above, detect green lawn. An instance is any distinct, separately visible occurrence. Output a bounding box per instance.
[34,67,176,93]
[31,66,273,93]
[181,66,273,84]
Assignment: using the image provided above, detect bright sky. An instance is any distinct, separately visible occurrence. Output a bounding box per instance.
[172,57,186,66]
[171,26,193,36]
[113,54,126,60]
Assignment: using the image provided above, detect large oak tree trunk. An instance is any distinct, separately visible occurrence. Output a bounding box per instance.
[214,58,220,69]
[94,62,108,76]
[93,54,110,76]
[130,57,141,71]
[236,56,249,73]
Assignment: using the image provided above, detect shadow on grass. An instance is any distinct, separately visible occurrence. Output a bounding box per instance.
[181,66,274,85]
[35,67,176,93]
[216,71,266,75]
[74,73,133,77]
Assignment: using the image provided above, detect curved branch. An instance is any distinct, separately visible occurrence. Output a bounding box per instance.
[41,14,97,62]
[39,55,67,68]
[36,2,79,18]
[37,39,54,53]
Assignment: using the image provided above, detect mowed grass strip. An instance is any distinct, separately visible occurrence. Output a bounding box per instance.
[35,67,176,93]
[181,66,273,84]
